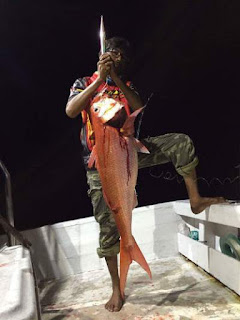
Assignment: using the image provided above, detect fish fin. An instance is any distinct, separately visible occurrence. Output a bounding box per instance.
[102,190,112,211]
[134,138,150,154]
[133,189,138,209]
[120,239,132,299]
[130,237,152,280]
[120,107,144,137]
[87,146,97,169]
[103,190,120,215]
[120,237,152,299]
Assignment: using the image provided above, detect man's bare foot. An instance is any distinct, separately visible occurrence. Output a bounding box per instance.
[105,288,124,312]
[190,196,227,214]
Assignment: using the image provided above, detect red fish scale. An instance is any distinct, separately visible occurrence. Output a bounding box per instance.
[91,115,137,246]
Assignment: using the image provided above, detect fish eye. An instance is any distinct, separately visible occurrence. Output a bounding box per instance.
[94,107,98,112]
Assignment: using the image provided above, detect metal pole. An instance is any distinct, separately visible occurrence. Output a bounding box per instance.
[100,15,106,55]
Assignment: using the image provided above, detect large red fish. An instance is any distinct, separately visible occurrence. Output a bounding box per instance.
[88,95,152,298]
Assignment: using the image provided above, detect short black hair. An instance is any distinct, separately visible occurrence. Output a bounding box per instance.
[105,37,132,62]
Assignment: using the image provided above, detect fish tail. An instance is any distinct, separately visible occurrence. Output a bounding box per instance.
[120,237,152,298]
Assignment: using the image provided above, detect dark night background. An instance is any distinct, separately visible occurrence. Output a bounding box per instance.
[0,1,239,231]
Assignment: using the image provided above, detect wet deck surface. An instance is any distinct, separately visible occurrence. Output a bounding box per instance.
[39,255,240,320]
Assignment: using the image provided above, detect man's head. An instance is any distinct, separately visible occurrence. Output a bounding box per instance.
[101,37,132,78]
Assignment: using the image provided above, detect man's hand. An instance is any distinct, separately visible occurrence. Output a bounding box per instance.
[96,51,143,111]
[97,53,113,81]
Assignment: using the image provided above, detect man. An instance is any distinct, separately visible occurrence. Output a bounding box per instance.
[65,37,225,312]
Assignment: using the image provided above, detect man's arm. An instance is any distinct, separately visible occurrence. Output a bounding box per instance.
[106,53,143,111]
[65,77,103,118]
[111,75,143,111]
[65,56,112,118]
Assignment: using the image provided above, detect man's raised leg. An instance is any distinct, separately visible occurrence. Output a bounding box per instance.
[184,168,226,214]
[138,134,227,214]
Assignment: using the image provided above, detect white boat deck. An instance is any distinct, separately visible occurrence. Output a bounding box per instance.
[40,255,240,320]
[1,200,240,319]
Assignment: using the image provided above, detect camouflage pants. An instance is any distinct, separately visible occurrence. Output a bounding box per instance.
[86,133,198,258]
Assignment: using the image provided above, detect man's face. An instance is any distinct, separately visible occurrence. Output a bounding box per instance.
[106,48,128,75]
